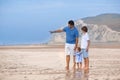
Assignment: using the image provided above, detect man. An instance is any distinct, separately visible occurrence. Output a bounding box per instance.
[50,20,79,70]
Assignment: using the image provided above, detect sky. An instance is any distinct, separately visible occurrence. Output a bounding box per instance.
[0,0,120,45]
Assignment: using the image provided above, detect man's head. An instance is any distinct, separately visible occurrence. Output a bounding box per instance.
[68,20,74,28]
[81,26,88,33]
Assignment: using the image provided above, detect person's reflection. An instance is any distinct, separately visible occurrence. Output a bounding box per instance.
[82,69,89,80]
[65,69,89,80]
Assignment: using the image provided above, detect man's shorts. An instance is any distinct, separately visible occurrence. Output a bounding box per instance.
[81,49,89,58]
[65,43,75,55]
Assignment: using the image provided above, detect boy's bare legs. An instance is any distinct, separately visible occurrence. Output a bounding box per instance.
[66,55,70,70]
[84,57,89,70]
[79,63,82,70]
[77,63,79,70]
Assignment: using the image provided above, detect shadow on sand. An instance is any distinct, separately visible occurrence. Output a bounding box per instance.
[65,69,89,80]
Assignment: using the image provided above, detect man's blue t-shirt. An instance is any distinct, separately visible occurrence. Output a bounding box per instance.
[63,26,79,44]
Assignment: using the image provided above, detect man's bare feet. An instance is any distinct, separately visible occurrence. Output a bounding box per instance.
[84,69,89,73]
[65,66,69,71]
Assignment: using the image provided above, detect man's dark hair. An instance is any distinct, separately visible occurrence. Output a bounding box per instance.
[81,26,88,32]
[68,20,74,26]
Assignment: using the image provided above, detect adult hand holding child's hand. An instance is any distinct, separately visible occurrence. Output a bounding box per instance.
[86,47,89,52]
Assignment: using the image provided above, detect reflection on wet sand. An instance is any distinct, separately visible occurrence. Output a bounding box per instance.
[65,69,89,80]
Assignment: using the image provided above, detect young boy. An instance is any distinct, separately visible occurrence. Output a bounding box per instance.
[81,26,90,70]
[75,47,82,70]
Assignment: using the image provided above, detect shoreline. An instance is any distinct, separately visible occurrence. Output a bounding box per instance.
[0,43,120,49]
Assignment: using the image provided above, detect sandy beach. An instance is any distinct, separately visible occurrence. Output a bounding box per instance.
[0,45,120,80]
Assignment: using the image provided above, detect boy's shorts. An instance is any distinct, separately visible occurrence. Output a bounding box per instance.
[76,54,82,63]
[65,43,75,55]
[81,49,89,58]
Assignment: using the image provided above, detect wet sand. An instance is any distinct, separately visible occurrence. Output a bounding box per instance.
[0,45,120,80]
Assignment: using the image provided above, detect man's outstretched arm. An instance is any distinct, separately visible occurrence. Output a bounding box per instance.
[50,29,63,33]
